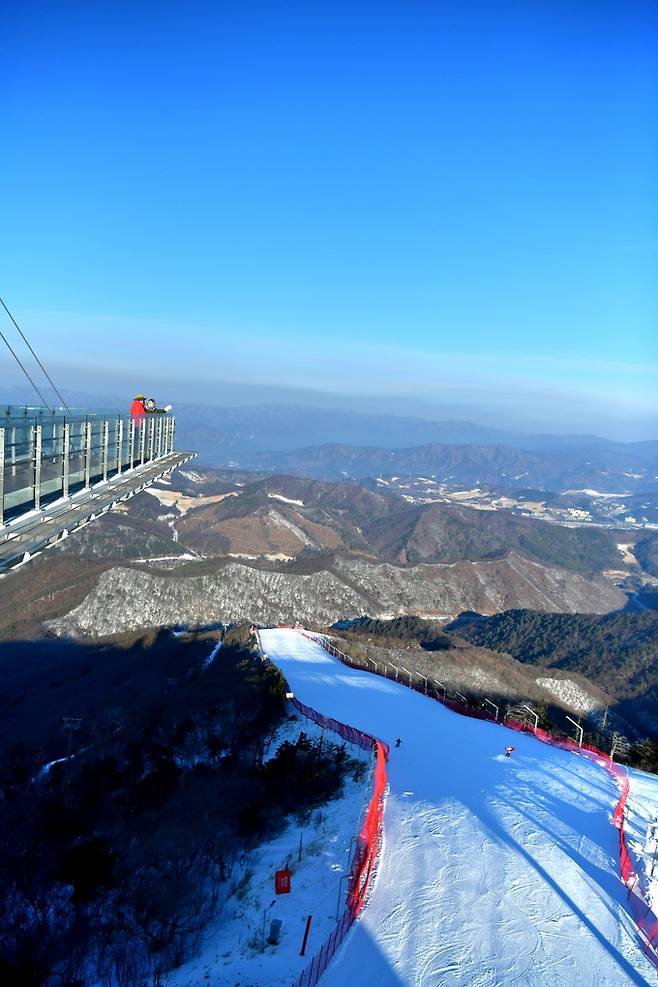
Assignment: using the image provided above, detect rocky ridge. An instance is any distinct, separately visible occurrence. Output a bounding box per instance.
[47,551,625,638]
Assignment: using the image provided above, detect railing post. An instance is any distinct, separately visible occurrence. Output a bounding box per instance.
[170,416,176,453]
[34,424,42,510]
[128,419,135,470]
[139,420,146,465]
[156,416,163,458]
[84,421,92,488]
[116,419,123,474]
[148,417,156,462]
[0,427,4,526]
[62,422,70,499]
[101,420,109,481]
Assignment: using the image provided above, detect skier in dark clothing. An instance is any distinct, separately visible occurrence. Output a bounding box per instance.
[504,745,515,758]
[395,738,402,748]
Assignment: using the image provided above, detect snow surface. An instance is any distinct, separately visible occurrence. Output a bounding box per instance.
[626,769,658,915]
[268,493,306,507]
[562,489,630,498]
[167,711,370,987]
[259,628,658,986]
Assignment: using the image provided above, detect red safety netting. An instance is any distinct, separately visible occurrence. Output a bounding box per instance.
[257,628,658,974]
[252,631,390,987]
[304,630,658,970]
[348,740,388,919]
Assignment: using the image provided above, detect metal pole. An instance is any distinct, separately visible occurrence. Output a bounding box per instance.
[101,420,109,482]
[484,698,499,721]
[418,673,427,694]
[62,422,70,499]
[84,421,92,488]
[300,914,313,956]
[33,424,42,510]
[148,417,156,462]
[128,419,135,470]
[336,875,348,919]
[116,419,123,474]
[521,703,539,732]
[566,715,583,747]
[455,692,468,706]
[0,427,4,526]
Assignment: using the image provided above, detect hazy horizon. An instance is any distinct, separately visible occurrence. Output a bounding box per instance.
[3,2,657,443]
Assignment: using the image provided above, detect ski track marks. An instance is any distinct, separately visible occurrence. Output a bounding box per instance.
[259,628,658,987]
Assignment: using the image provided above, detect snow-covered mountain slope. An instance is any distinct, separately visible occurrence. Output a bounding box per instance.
[45,550,623,638]
[259,628,658,986]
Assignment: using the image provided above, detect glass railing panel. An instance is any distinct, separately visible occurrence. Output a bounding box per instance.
[68,422,87,494]
[40,425,65,506]
[2,412,177,525]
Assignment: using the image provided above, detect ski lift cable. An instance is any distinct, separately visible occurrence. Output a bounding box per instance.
[0,320,53,411]
[0,296,71,412]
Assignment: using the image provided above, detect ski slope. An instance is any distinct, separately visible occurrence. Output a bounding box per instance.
[259,628,658,987]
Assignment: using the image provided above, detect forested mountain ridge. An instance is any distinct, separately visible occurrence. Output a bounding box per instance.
[449,609,658,737]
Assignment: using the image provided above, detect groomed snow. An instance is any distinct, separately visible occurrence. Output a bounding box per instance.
[259,628,658,986]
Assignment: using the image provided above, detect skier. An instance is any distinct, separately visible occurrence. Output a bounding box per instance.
[395,738,402,748]
[504,745,515,758]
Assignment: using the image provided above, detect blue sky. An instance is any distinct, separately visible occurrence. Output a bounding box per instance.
[2,2,657,438]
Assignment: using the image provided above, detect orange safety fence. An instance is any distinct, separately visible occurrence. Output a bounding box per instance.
[251,629,389,987]
[304,630,658,970]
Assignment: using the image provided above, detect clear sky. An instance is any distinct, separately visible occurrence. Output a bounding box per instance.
[2,2,657,438]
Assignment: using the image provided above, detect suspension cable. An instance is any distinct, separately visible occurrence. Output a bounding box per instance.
[0,321,53,410]
[0,296,71,412]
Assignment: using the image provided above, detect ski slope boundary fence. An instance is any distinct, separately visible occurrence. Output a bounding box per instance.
[252,628,389,987]
[303,630,658,968]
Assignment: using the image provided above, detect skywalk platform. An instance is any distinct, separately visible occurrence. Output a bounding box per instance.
[0,406,195,572]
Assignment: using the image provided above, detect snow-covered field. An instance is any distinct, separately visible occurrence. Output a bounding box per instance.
[259,628,658,986]
[168,711,371,987]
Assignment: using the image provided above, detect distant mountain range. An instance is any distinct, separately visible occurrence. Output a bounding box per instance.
[5,384,655,487]
[206,438,658,494]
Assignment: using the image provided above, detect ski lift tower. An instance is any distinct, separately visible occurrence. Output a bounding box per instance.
[0,405,195,572]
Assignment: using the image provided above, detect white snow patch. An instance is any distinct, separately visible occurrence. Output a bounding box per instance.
[536,677,600,713]
[561,488,630,498]
[203,639,223,669]
[268,493,305,507]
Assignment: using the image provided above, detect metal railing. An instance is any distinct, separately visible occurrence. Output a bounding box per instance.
[0,407,177,526]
